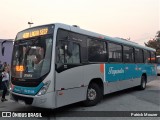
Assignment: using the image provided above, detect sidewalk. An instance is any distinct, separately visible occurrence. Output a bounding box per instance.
[0,93,12,103]
[0,90,10,99]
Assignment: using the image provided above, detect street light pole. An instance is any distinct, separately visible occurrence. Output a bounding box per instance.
[28,22,34,28]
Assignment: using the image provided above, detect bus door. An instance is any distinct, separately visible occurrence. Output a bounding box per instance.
[55,38,85,107]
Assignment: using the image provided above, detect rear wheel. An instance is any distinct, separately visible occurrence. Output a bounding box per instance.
[139,75,147,90]
[83,83,102,106]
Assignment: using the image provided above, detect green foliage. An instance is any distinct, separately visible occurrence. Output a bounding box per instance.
[145,31,160,55]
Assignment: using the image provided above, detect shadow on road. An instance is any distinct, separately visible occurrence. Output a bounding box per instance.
[5,86,144,117]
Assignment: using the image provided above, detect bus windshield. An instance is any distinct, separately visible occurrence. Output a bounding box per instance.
[157,57,160,64]
[11,35,53,79]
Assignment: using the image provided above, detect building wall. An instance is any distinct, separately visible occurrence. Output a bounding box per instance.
[0,39,14,65]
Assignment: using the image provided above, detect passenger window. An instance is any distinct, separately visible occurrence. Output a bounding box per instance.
[108,43,122,62]
[151,51,156,63]
[88,39,107,62]
[57,41,80,64]
[135,48,143,63]
[66,42,80,64]
[57,41,65,63]
[144,50,151,63]
[123,46,134,63]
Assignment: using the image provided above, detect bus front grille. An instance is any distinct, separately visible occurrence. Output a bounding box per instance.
[12,94,33,105]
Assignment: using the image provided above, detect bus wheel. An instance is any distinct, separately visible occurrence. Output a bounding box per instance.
[139,75,147,90]
[83,83,102,106]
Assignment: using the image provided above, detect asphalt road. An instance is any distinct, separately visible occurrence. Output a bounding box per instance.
[0,77,160,120]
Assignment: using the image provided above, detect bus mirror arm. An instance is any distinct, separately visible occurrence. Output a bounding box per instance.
[1,40,6,56]
[55,63,64,69]
[55,63,68,73]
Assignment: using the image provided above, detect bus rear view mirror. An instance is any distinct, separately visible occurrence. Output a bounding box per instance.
[2,47,5,56]
[1,40,6,56]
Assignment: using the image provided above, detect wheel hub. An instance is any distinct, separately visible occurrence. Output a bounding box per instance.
[88,88,96,100]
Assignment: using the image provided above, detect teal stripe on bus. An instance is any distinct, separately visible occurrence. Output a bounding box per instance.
[13,82,44,95]
[105,64,156,82]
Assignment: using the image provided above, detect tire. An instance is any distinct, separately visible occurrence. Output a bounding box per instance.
[83,83,102,106]
[139,75,147,90]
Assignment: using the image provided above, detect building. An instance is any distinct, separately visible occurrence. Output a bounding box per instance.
[0,39,14,65]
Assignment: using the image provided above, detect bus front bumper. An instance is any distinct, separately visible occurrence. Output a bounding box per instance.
[10,91,56,109]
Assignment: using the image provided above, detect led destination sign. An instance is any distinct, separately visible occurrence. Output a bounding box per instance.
[16,25,54,40]
[23,28,48,38]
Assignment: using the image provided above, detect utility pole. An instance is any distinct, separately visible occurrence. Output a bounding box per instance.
[28,22,34,28]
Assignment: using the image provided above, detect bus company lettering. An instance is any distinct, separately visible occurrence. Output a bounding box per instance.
[108,67,124,76]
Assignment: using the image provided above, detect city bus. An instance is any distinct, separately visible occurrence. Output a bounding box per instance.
[10,23,157,109]
[157,56,160,75]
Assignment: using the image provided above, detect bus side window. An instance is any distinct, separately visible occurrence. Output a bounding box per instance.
[135,48,143,63]
[59,46,65,63]
[57,41,66,64]
[88,39,107,62]
[108,43,122,62]
[123,46,134,63]
[57,41,80,64]
[151,51,156,63]
[66,42,80,64]
[144,50,151,63]
[157,57,160,64]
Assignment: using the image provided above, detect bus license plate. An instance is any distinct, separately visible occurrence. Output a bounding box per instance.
[18,100,25,105]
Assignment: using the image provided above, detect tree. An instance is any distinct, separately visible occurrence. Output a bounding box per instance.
[144,31,160,55]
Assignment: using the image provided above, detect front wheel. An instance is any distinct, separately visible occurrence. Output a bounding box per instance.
[83,83,102,106]
[139,75,147,90]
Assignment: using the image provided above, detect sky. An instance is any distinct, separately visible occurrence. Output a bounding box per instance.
[0,0,159,45]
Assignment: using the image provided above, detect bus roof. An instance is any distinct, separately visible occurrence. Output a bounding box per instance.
[17,23,156,52]
[54,23,155,52]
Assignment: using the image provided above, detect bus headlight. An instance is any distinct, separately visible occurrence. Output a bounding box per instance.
[37,81,51,96]
[9,84,15,91]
